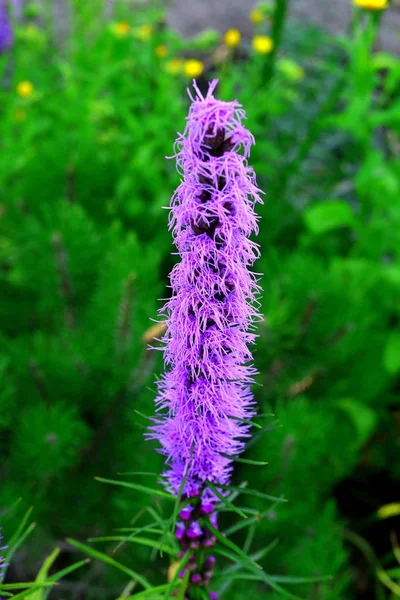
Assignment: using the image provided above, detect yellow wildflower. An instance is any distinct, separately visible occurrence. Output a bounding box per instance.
[250,9,264,23]
[155,44,168,58]
[183,59,204,78]
[224,28,241,48]
[166,58,183,75]
[252,35,274,55]
[17,81,34,98]
[277,58,304,82]
[112,21,131,37]
[138,24,153,40]
[353,0,388,9]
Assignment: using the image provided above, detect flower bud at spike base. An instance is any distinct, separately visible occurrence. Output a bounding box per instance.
[175,522,185,541]
[179,505,194,520]
[191,573,202,584]
[204,555,216,570]
[210,593,218,600]
[199,502,214,515]
[187,521,203,539]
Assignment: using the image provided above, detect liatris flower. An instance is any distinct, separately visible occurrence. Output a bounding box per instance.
[0,1,13,53]
[150,79,263,595]
[0,528,8,594]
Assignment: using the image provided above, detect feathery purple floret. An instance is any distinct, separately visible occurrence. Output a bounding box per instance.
[150,79,263,499]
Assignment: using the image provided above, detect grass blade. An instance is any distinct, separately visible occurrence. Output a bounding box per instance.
[206,481,248,520]
[95,477,174,500]
[67,538,151,590]
[89,536,176,556]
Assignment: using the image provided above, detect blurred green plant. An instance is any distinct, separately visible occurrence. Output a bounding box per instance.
[1,0,400,597]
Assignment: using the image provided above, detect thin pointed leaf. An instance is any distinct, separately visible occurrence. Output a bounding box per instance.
[31,548,60,600]
[0,583,55,591]
[43,558,90,600]
[213,547,302,599]
[119,584,171,599]
[95,477,174,500]
[170,456,191,536]
[207,523,261,570]
[220,453,268,466]
[89,536,176,556]
[5,522,36,567]
[66,539,151,589]
[218,484,287,503]
[206,481,248,519]
[7,507,33,548]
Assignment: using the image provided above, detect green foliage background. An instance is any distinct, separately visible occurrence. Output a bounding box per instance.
[1,0,400,598]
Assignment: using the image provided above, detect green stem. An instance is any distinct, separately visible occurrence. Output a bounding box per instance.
[262,0,290,86]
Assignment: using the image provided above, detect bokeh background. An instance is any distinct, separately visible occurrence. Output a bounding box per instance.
[1,0,400,598]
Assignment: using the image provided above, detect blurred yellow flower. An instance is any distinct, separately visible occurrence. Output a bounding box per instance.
[155,44,168,58]
[277,58,304,82]
[112,21,131,37]
[252,35,274,55]
[138,24,153,40]
[250,9,264,23]
[14,109,27,122]
[224,28,241,48]
[17,81,34,98]
[353,0,388,9]
[166,58,183,74]
[183,59,204,78]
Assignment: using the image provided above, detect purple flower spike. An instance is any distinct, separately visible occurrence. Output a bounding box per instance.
[149,78,263,498]
[186,520,203,539]
[175,521,185,541]
[0,3,13,53]
[179,505,194,520]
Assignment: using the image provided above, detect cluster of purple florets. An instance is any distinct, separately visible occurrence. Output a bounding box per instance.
[176,498,218,598]
[151,79,262,498]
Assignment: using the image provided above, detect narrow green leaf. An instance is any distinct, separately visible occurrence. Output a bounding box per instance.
[119,584,171,599]
[31,548,60,600]
[0,583,55,591]
[228,416,262,429]
[7,507,34,549]
[206,481,248,519]
[220,453,268,465]
[170,462,189,535]
[213,547,302,599]
[45,558,90,590]
[207,523,261,570]
[95,477,174,500]
[66,539,151,590]
[5,522,36,567]
[89,536,176,556]
[218,484,287,503]
[269,574,333,584]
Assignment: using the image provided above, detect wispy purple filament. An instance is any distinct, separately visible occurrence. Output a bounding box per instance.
[150,79,263,498]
